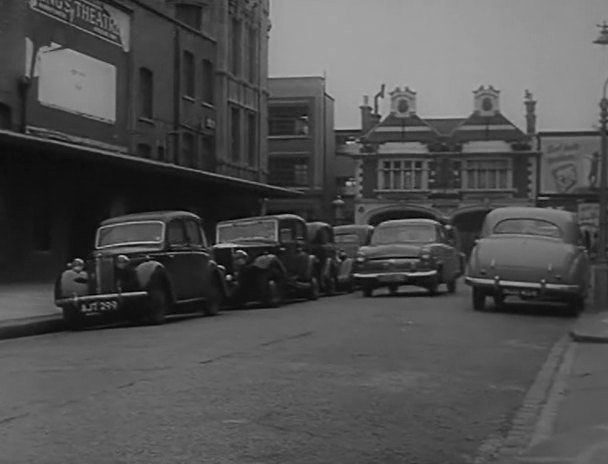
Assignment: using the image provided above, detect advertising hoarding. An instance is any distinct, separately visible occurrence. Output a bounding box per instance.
[539,133,600,194]
[36,44,117,124]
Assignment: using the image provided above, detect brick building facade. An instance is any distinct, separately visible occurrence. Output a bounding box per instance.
[337,85,540,255]
[0,0,295,282]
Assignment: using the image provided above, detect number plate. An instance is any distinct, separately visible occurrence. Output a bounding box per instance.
[80,300,118,314]
[379,274,406,283]
[520,289,539,298]
[503,289,520,296]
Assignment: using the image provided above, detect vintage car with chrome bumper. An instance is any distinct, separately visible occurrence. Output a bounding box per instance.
[465,206,590,313]
[55,211,226,329]
[353,219,463,297]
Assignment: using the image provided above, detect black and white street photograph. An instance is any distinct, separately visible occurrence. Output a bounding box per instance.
[1,1,608,463]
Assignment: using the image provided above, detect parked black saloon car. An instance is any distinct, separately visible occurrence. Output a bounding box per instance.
[212,214,320,307]
[55,211,227,329]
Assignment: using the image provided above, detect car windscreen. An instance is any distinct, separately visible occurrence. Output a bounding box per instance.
[335,233,360,244]
[492,218,562,238]
[216,219,277,243]
[96,221,164,248]
[371,224,437,245]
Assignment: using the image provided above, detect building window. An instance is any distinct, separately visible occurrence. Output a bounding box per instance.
[230,17,241,75]
[175,4,202,30]
[268,156,309,187]
[183,51,195,98]
[247,25,258,83]
[136,143,152,158]
[157,145,166,162]
[247,112,257,166]
[268,105,309,136]
[378,160,427,190]
[230,106,241,162]
[202,59,214,104]
[138,67,153,119]
[461,158,511,190]
[182,132,196,167]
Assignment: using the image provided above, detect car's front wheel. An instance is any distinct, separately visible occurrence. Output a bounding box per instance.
[472,287,487,312]
[307,276,320,301]
[260,274,283,308]
[62,306,84,331]
[147,287,169,325]
[362,284,374,297]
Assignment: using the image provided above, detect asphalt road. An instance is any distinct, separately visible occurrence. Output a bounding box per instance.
[0,283,572,464]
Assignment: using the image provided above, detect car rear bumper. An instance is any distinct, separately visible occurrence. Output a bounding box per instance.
[354,270,437,286]
[464,276,582,297]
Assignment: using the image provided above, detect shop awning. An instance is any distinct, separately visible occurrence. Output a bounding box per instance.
[0,129,301,198]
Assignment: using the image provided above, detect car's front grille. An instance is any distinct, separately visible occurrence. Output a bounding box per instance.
[90,256,116,294]
[365,258,419,272]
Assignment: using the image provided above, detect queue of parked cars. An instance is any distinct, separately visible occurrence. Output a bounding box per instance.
[54,205,590,329]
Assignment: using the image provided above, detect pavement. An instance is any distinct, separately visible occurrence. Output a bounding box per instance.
[512,340,608,464]
[0,282,64,340]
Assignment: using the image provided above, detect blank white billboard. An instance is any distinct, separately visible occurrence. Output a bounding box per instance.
[37,44,117,124]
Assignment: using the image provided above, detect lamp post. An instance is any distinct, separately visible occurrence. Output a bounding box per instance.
[593,21,608,310]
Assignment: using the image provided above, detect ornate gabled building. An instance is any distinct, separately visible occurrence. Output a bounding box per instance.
[339,85,540,254]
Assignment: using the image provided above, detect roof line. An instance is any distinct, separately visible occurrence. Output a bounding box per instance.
[0,130,301,197]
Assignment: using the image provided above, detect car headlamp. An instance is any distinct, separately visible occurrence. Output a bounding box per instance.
[116,254,130,269]
[70,258,85,273]
[234,249,249,266]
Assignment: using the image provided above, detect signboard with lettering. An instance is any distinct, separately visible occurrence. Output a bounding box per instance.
[539,133,600,194]
[36,43,117,123]
[28,0,131,52]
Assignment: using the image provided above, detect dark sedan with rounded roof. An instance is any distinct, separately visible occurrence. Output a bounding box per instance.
[55,211,227,329]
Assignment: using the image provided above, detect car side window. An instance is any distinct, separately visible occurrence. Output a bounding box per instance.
[167,220,187,246]
[279,225,294,242]
[185,220,203,247]
[294,222,306,241]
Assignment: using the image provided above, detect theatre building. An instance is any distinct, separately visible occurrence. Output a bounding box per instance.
[0,0,295,282]
[338,85,540,255]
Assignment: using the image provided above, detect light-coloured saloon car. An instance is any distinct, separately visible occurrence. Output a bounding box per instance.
[465,207,590,314]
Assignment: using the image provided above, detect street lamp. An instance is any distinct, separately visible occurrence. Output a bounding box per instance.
[593,21,608,310]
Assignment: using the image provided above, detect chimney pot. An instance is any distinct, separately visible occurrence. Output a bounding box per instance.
[363,95,370,106]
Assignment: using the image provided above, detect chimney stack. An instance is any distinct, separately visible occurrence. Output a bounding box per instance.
[524,89,537,136]
[360,95,373,134]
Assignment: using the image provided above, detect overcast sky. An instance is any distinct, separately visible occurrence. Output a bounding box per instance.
[268,0,608,131]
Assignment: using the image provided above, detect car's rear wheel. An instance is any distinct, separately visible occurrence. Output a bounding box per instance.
[362,284,374,297]
[62,306,84,331]
[472,287,487,312]
[325,275,338,296]
[426,275,440,296]
[147,287,169,325]
[203,282,222,316]
[567,295,585,317]
[493,294,505,308]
